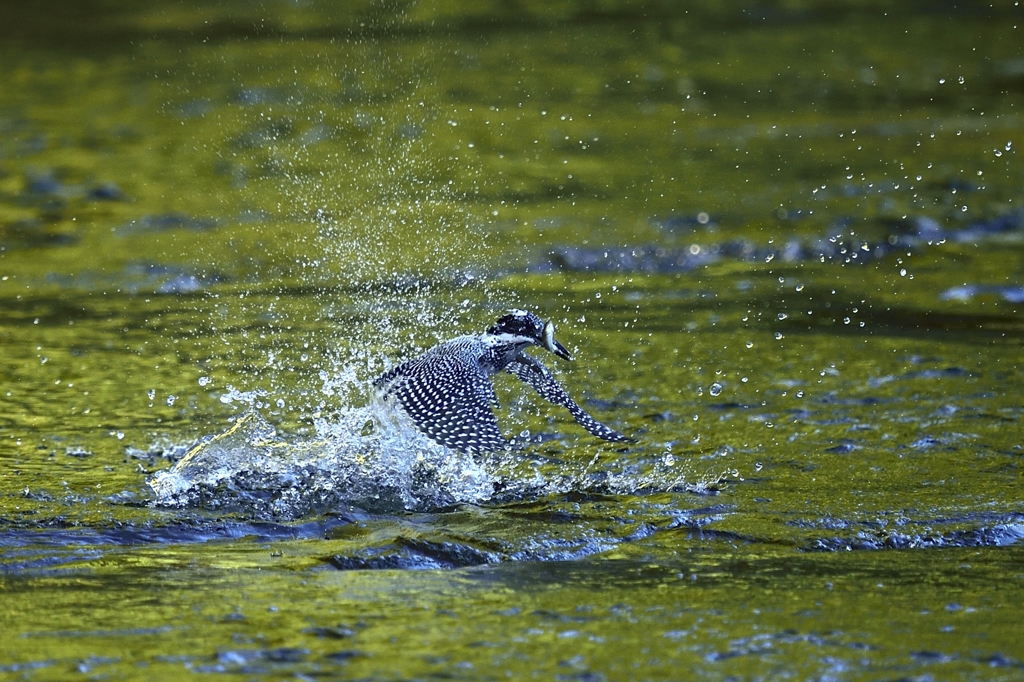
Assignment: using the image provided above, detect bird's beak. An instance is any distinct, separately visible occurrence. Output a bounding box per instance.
[543,320,573,361]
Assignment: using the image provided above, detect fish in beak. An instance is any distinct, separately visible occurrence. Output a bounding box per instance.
[543,320,573,361]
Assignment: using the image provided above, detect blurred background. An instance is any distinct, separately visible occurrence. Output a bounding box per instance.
[1,2,1023,679]
[3,0,1021,435]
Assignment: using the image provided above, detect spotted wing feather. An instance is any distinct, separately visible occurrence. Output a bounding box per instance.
[375,344,505,455]
[507,353,633,443]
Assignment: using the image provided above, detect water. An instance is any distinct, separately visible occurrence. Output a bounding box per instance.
[3,2,1024,679]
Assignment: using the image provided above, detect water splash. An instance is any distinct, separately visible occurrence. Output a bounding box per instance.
[148,361,725,518]
[149,398,496,519]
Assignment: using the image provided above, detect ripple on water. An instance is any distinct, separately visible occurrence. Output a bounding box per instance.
[806,520,1024,552]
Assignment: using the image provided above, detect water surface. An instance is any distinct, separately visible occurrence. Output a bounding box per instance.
[2,1,1023,679]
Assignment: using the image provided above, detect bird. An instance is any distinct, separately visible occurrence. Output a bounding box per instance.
[373,309,632,455]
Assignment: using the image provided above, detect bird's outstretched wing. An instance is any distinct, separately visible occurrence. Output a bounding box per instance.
[374,347,505,455]
[506,353,633,443]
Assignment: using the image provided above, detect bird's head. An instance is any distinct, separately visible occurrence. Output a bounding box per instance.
[487,309,574,361]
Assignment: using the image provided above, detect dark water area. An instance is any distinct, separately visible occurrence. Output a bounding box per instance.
[2,1,1023,679]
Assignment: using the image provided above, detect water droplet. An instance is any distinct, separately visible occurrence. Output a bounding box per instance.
[116,431,125,440]
[795,390,804,398]
[741,376,749,383]
[900,268,907,277]
[775,332,784,340]
[745,341,754,349]
[796,284,804,292]
[844,317,851,324]
[147,389,156,401]
[777,312,788,320]
[166,395,177,406]
[754,461,763,471]
[709,382,723,397]
[663,453,675,466]
[198,376,212,387]
[276,399,285,409]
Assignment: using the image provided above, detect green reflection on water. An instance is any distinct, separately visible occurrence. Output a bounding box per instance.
[4,545,1024,679]
[2,1,1023,679]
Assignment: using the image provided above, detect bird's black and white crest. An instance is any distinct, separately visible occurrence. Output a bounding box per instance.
[374,310,633,455]
[486,309,545,341]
